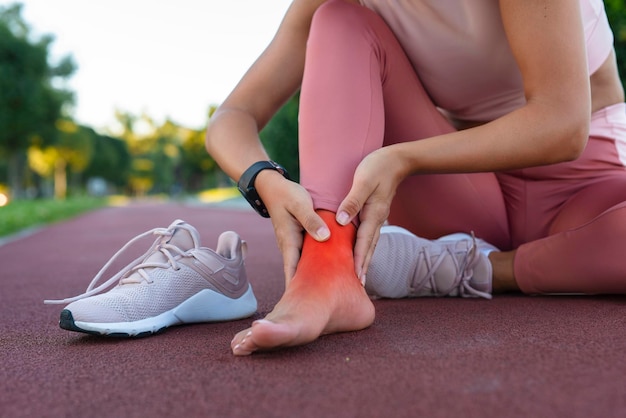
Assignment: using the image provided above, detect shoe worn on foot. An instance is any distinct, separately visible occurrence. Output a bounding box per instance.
[44,220,257,337]
[366,226,494,299]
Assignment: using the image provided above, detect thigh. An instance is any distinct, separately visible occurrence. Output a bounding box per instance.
[549,133,626,234]
[498,135,626,246]
[550,175,626,234]
[515,200,626,294]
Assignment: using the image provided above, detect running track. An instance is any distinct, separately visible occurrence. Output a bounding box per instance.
[1,201,625,418]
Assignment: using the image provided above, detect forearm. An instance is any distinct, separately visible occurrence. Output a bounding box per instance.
[394,101,590,177]
[205,107,272,182]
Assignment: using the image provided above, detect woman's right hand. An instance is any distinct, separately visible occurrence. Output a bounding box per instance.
[256,170,330,283]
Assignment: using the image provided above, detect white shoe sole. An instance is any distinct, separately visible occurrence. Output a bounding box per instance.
[60,285,257,337]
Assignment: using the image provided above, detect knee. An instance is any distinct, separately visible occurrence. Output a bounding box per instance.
[314,0,359,20]
[311,0,375,35]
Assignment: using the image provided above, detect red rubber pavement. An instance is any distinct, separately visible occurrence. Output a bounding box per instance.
[1,201,625,418]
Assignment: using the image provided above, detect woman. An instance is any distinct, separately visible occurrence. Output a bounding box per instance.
[205,0,626,355]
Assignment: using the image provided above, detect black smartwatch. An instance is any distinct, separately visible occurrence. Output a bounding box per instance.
[237,161,290,218]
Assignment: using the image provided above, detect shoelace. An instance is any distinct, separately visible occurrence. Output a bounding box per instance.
[410,234,492,299]
[44,222,201,305]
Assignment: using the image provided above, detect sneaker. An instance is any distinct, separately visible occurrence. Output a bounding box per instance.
[366,226,494,299]
[44,219,257,337]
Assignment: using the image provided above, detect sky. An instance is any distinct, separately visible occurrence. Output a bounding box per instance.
[7,0,292,132]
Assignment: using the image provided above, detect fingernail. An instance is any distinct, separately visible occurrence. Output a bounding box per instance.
[337,211,350,225]
[316,226,330,240]
[233,344,241,352]
[360,274,366,287]
[253,319,272,326]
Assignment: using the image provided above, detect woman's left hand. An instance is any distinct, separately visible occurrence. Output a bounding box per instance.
[335,145,408,284]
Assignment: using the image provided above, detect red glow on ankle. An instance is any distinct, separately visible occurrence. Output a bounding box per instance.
[292,210,357,284]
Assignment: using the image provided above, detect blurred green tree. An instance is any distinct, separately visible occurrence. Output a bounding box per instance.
[605,0,626,87]
[27,119,95,198]
[180,126,218,191]
[0,3,75,197]
[83,132,131,192]
[260,93,300,182]
[115,110,217,195]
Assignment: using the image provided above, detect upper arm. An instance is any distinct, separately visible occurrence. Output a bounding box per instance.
[218,0,328,129]
[498,0,591,123]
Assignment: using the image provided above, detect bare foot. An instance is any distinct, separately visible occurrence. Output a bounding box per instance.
[231,211,375,355]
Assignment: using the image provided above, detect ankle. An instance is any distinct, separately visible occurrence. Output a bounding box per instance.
[294,210,358,282]
[307,210,356,256]
[489,250,520,293]
[316,210,355,237]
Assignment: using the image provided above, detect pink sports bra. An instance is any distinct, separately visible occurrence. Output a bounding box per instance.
[358,0,614,122]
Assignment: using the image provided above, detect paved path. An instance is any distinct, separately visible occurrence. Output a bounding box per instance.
[1,201,625,418]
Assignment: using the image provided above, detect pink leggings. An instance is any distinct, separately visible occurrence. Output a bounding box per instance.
[298,0,626,294]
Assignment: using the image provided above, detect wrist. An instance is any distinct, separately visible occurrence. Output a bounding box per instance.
[385,144,412,182]
[237,160,290,218]
[255,168,289,197]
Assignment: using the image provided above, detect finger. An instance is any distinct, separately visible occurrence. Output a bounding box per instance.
[276,226,302,283]
[336,195,362,226]
[352,201,389,280]
[291,204,330,242]
[271,211,304,283]
[336,180,373,226]
[283,244,300,283]
[353,218,378,281]
[359,225,381,285]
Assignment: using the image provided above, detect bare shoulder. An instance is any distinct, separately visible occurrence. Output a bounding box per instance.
[497,0,588,101]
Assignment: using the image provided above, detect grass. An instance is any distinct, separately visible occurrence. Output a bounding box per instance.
[0,196,108,238]
[196,187,240,204]
[0,187,241,239]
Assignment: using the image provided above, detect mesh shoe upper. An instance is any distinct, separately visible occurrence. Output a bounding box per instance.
[366,226,493,299]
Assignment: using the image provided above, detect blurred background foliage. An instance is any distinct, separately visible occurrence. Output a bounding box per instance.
[0,2,625,203]
[0,3,227,201]
[606,0,626,82]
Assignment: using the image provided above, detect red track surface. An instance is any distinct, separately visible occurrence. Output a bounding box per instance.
[1,201,625,418]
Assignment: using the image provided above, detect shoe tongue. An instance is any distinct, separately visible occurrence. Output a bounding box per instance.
[121,221,199,283]
[143,222,197,264]
[166,224,196,250]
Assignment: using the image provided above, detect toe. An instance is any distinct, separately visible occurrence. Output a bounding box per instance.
[231,328,255,355]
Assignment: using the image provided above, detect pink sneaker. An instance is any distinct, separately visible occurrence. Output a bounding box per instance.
[44,220,257,337]
[366,226,494,299]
